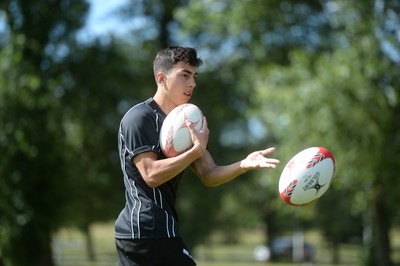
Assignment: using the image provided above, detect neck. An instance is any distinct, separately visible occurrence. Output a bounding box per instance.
[153,90,176,115]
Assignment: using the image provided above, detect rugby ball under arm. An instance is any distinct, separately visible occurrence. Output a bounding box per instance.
[160,104,203,158]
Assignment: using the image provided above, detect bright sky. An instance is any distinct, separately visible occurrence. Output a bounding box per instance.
[79,0,129,41]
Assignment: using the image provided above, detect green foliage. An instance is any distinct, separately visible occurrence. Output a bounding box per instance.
[176,0,333,64]
[0,33,72,265]
[1,0,399,265]
[175,0,400,264]
[250,15,399,266]
[0,0,162,262]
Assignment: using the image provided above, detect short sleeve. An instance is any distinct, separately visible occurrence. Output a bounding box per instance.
[120,106,160,161]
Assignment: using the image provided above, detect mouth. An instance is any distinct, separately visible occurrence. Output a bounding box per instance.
[184,92,192,97]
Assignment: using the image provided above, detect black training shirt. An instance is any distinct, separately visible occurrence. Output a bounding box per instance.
[115,98,184,239]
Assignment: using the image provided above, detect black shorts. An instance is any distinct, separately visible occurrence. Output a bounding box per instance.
[115,237,196,266]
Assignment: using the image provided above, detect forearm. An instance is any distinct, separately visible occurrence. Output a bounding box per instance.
[135,144,204,188]
[200,162,248,187]
[192,153,248,187]
[192,147,280,187]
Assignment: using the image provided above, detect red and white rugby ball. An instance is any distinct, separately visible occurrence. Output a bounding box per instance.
[279,147,336,206]
[160,103,203,157]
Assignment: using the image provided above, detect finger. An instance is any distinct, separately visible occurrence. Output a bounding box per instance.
[185,119,196,134]
[201,116,208,132]
[266,158,281,164]
[259,161,279,168]
[185,118,193,128]
[260,147,276,155]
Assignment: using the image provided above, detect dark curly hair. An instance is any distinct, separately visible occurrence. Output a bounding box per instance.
[153,47,203,76]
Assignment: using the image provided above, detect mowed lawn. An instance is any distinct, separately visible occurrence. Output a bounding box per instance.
[54,222,400,266]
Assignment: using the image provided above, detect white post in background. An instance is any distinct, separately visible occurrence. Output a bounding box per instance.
[293,229,304,263]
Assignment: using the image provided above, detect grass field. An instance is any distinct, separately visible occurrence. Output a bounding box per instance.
[53,222,400,266]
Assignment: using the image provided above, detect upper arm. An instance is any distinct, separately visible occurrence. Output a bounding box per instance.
[133,148,203,188]
[133,151,159,184]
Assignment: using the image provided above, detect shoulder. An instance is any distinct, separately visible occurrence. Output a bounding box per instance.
[122,99,158,124]
[120,99,166,136]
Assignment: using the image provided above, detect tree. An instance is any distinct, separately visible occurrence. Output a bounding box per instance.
[0,0,158,263]
[0,1,103,265]
[174,0,400,265]
[250,8,400,264]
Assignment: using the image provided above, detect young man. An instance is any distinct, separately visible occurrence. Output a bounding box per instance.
[115,46,280,265]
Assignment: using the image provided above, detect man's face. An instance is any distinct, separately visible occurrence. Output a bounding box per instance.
[164,61,198,106]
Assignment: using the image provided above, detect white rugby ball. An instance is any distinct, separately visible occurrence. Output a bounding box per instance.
[279,147,336,206]
[160,103,203,157]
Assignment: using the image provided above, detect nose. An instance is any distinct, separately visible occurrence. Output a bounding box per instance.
[188,78,196,88]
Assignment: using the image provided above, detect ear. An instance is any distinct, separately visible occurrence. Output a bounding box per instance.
[156,72,167,85]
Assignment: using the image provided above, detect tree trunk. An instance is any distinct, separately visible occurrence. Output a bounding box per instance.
[331,238,340,265]
[37,240,54,266]
[7,222,55,266]
[370,104,400,266]
[263,206,278,261]
[264,208,277,246]
[83,224,96,261]
[372,189,392,266]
